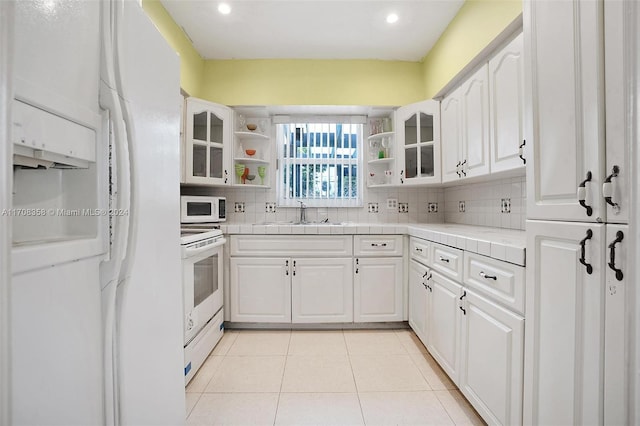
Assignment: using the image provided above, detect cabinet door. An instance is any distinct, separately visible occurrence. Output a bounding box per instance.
[408,260,429,346]
[459,289,524,426]
[184,98,231,185]
[354,257,403,322]
[489,33,526,174]
[604,224,628,425]
[291,258,353,323]
[603,0,631,224]
[397,100,441,185]
[524,220,605,425]
[524,0,605,222]
[460,64,490,179]
[427,271,462,384]
[441,89,463,183]
[230,257,291,323]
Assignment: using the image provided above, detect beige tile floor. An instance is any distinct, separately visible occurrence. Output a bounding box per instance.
[185,329,486,426]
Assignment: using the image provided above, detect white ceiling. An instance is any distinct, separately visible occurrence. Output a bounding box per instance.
[160,0,465,61]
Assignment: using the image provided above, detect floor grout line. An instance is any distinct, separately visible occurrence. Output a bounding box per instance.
[273,330,292,426]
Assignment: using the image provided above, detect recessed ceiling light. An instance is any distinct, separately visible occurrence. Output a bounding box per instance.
[218,3,231,15]
[386,13,399,24]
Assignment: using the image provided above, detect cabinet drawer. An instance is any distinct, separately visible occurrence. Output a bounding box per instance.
[354,235,403,256]
[429,242,463,281]
[409,237,431,265]
[230,235,352,257]
[463,252,525,315]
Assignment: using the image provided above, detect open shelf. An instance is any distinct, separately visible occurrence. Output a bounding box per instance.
[234,131,270,140]
[234,157,269,164]
[368,157,395,165]
[367,131,395,141]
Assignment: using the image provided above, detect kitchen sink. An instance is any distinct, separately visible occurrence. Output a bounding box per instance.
[257,221,348,226]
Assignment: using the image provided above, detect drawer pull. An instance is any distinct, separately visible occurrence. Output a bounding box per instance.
[415,247,423,252]
[371,243,387,247]
[439,256,450,263]
[479,271,497,280]
[608,230,624,281]
[579,229,594,274]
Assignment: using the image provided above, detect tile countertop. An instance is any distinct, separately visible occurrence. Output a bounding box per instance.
[219,223,526,267]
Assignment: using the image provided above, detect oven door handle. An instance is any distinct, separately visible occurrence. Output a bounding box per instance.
[184,238,227,257]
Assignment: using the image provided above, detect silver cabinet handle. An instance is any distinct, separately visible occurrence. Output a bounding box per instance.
[371,243,387,247]
[479,271,497,280]
[439,256,450,263]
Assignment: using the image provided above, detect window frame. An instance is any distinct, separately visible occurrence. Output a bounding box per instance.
[275,117,364,208]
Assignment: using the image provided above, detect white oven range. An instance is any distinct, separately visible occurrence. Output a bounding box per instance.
[181,224,225,384]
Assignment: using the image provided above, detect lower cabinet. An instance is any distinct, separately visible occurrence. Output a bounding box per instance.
[427,271,462,384]
[408,236,526,426]
[353,257,403,322]
[230,257,291,323]
[408,259,430,345]
[459,289,524,425]
[292,258,353,323]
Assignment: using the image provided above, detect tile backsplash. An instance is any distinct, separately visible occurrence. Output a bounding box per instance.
[181,176,526,230]
[183,185,445,224]
[443,176,526,230]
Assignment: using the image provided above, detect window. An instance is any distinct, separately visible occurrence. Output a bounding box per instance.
[276,118,363,207]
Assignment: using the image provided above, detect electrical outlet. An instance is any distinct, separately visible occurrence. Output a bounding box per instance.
[234,202,245,213]
[501,198,511,213]
[427,202,438,213]
[265,202,277,213]
[367,202,379,213]
[387,198,398,210]
[459,201,466,213]
[398,202,409,213]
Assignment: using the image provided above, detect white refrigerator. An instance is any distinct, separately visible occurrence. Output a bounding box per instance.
[8,0,186,424]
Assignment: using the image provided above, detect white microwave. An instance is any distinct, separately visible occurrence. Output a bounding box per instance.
[180,196,226,223]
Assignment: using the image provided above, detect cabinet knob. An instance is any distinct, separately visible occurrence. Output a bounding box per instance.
[578,229,593,274]
[603,165,621,214]
[608,230,624,281]
[577,171,593,217]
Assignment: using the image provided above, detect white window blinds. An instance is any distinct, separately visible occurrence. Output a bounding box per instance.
[276,118,363,207]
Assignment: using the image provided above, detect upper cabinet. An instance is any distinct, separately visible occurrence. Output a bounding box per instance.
[233,115,272,187]
[442,65,490,183]
[396,100,441,185]
[366,114,396,186]
[182,98,232,185]
[524,0,605,222]
[489,33,526,174]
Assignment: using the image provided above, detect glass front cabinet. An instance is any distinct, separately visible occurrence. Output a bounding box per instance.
[396,99,441,185]
[182,97,231,185]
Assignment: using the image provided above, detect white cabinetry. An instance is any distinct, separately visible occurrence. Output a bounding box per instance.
[182,98,231,185]
[427,271,462,383]
[442,65,490,183]
[354,257,403,322]
[229,235,358,324]
[604,224,628,425]
[292,258,353,323]
[524,0,605,222]
[396,100,441,185]
[408,259,430,345]
[229,257,291,323]
[459,289,524,425]
[524,220,605,425]
[488,33,526,174]
[353,235,404,322]
[408,236,525,425]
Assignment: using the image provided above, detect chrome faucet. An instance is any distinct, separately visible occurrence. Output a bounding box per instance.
[298,201,307,224]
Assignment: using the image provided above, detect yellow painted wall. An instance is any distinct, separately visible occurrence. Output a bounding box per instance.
[141,0,204,97]
[421,0,522,98]
[142,0,521,105]
[200,60,424,106]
